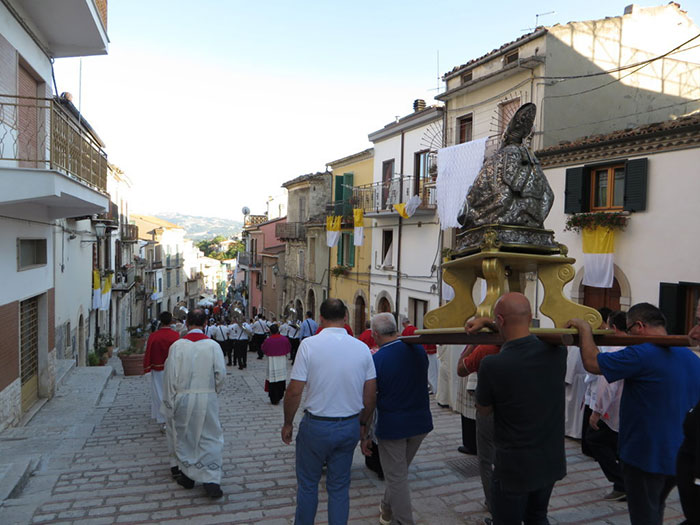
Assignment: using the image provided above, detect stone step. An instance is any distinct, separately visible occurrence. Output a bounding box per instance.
[0,456,41,501]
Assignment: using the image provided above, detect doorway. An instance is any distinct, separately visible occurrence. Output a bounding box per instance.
[583,278,621,311]
[354,295,366,335]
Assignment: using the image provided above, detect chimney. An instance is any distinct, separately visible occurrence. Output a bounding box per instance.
[623,4,637,15]
[413,99,426,112]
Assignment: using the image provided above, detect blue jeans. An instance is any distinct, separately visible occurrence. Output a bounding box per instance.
[294,414,359,525]
[491,479,554,525]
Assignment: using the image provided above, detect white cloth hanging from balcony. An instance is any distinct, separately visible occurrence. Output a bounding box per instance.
[353,209,364,246]
[436,137,488,229]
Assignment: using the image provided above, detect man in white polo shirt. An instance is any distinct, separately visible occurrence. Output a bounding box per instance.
[282,298,376,525]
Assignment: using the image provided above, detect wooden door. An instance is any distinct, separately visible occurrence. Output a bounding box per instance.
[583,278,621,311]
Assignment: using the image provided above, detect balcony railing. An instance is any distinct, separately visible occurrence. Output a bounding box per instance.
[237,251,260,268]
[121,223,138,242]
[0,95,108,192]
[353,176,436,215]
[112,266,136,291]
[276,222,305,240]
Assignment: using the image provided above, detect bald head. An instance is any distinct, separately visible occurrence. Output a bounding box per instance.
[494,293,532,338]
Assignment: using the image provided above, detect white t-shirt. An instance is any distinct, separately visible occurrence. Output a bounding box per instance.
[290,327,376,417]
[279,322,290,337]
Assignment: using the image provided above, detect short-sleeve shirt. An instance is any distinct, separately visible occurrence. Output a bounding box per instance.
[597,343,700,475]
[290,327,376,417]
[373,340,433,440]
[476,335,567,492]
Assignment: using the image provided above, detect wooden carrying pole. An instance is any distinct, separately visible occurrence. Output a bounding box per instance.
[401,328,692,347]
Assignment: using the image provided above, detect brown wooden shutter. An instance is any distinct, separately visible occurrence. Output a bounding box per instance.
[18,65,39,168]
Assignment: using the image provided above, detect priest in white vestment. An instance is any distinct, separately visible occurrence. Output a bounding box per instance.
[162,308,226,499]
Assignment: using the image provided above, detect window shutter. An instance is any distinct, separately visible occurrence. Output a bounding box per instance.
[334,175,344,215]
[623,158,648,212]
[348,234,355,267]
[343,173,354,215]
[564,167,586,213]
[659,282,682,334]
[337,234,344,265]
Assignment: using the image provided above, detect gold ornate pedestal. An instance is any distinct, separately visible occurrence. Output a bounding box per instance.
[424,250,602,330]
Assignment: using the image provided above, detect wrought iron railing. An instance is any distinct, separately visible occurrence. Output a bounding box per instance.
[112,266,135,291]
[0,94,108,191]
[238,251,260,267]
[353,176,436,214]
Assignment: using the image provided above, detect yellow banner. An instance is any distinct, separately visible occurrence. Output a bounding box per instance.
[326,216,341,232]
[353,208,363,228]
[393,203,410,219]
[92,269,101,290]
[582,227,615,254]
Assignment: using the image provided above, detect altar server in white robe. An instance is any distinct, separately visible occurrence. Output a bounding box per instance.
[162,308,226,499]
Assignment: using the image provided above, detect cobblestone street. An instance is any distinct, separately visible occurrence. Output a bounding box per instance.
[0,354,685,524]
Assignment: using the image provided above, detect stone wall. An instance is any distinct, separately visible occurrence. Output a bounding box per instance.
[0,378,21,432]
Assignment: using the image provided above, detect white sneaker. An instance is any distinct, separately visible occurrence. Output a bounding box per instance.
[379,502,392,525]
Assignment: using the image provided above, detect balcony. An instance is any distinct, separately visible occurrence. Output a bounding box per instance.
[244,214,268,228]
[165,253,183,269]
[121,223,138,242]
[276,222,305,241]
[354,176,436,216]
[112,266,135,292]
[18,0,109,57]
[237,251,260,268]
[0,95,109,219]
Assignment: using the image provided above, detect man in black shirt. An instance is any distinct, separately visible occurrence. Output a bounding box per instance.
[468,292,567,524]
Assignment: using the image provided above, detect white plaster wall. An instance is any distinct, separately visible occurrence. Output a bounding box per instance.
[544,148,700,308]
[0,217,53,306]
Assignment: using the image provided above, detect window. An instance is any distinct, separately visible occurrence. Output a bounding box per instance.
[337,233,355,267]
[298,196,306,222]
[176,270,180,286]
[18,239,47,270]
[591,165,625,211]
[382,159,395,208]
[461,71,472,84]
[381,230,393,268]
[158,277,162,293]
[414,150,435,201]
[334,172,354,215]
[659,282,700,335]
[504,50,519,65]
[298,249,305,278]
[457,114,473,144]
[564,158,648,214]
[167,271,171,288]
[408,298,429,328]
[309,238,315,265]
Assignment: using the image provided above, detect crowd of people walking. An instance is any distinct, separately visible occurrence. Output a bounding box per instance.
[139,295,700,525]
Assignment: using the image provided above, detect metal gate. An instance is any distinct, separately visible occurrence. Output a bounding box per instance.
[20,297,39,412]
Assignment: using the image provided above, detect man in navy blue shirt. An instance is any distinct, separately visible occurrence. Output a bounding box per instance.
[362,312,433,525]
[570,302,700,525]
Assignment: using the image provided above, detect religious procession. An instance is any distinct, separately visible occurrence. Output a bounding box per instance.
[2,2,700,525]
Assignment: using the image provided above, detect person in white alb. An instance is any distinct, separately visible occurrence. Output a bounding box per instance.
[162,309,226,499]
[282,298,376,525]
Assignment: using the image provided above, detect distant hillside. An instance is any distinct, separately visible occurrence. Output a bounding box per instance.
[154,213,243,241]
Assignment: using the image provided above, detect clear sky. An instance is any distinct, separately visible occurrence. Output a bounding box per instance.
[53,0,700,221]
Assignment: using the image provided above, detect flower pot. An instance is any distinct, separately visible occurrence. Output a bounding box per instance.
[119,353,145,376]
[106,346,114,358]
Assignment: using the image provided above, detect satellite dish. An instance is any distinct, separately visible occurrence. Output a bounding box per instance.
[241,206,250,216]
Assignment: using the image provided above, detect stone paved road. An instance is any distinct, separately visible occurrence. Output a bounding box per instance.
[0,352,686,524]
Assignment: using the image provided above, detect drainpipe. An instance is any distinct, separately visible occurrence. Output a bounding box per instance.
[395,131,405,321]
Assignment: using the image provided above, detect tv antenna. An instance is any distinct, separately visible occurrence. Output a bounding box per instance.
[521,11,555,31]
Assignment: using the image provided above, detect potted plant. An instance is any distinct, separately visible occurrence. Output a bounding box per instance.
[98,334,114,358]
[331,265,351,277]
[118,326,147,376]
[564,212,628,233]
[87,352,100,366]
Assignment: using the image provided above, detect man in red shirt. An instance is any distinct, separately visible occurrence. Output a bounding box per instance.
[144,311,180,430]
[358,321,377,351]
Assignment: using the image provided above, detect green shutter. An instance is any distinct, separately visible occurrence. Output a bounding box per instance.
[348,234,355,267]
[658,282,682,334]
[342,173,354,216]
[334,175,344,215]
[564,167,587,214]
[337,233,344,265]
[623,158,648,212]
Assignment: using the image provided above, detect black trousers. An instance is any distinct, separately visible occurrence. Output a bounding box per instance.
[289,338,300,363]
[677,445,700,524]
[222,340,234,365]
[491,479,554,525]
[586,420,624,492]
[251,334,266,358]
[268,380,285,405]
[622,462,676,525]
[233,340,248,369]
[461,415,477,454]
